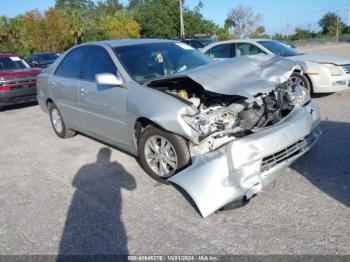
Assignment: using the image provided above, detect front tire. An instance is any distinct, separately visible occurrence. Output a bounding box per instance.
[48,102,76,139]
[290,72,312,94]
[138,125,191,183]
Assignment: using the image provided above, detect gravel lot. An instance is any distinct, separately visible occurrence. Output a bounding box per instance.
[0,44,350,256]
[299,42,350,58]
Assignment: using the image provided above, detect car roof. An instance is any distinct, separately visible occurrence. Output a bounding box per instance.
[0,53,19,58]
[80,38,176,48]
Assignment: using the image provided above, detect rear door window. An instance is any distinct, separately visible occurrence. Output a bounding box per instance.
[82,46,117,82]
[234,43,265,56]
[206,44,233,59]
[55,47,86,78]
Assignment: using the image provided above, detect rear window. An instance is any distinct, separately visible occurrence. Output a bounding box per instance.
[0,57,29,71]
[37,53,59,62]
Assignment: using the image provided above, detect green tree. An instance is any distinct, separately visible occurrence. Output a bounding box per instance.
[55,0,94,10]
[128,0,143,9]
[21,9,71,53]
[0,16,26,55]
[95,0,123,16]
[251,25,270,38]
[88,11,140,41]
[63,8,91,45]
[132,0,180,38]
[291,27,310,40]
[183,3,217,37]
[319,12,345,36]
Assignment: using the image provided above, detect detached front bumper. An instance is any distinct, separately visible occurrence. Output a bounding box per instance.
[168,100,321,217]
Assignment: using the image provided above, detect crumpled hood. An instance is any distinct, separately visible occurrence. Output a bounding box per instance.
[289,53,350,65]
[181,55,300,98]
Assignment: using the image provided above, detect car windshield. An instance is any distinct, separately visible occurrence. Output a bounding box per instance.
[38,53,59,62]
[114,42,213,83]
[258,41,303,57]
[0,57,29,71]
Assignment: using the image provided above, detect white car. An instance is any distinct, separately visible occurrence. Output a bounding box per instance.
[201,39,350,94]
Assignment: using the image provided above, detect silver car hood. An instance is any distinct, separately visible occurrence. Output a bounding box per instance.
[182,55,300,97]
[289,53,350,65]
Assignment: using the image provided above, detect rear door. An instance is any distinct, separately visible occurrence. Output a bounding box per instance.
[78,45,129,147]
[49,46,86,131]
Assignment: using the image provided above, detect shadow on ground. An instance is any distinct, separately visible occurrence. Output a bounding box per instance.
[57,147,136,258]
[0,101,37,112]
[291,120,350,207]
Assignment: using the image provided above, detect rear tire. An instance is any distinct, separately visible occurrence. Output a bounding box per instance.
[138,125,191,184]
[290,72,312,94]
[48,102,76,139]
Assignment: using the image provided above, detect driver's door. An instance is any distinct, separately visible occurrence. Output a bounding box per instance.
[78,45,129,148]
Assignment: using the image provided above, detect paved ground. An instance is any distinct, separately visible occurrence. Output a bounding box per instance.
[0,44,350,255]
[299,42,350,58]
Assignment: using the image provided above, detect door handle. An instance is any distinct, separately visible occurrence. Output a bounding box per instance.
[80,88,88,95]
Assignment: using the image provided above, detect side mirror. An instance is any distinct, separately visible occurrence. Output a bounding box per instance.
[95,73,123,86]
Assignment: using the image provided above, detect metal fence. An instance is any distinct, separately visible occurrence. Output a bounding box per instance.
[292,34,350,46]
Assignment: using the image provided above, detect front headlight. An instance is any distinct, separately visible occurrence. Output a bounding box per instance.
[323,64,344,76]
[182,107,239,137]
[288,84,310,106]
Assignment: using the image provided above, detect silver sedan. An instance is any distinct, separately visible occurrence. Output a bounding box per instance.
[37,39,320,217]
[201,39,350,94]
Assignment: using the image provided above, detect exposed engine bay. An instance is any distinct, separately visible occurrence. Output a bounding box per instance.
[147,77,310,147]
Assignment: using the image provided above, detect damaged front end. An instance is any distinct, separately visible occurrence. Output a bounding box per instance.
[145,55,321,217]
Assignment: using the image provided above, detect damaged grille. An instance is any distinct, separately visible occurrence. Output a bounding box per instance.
[261,132,318,171]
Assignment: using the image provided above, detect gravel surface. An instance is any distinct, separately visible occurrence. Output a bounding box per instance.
[0,45,349,255]
[299,42,350,58]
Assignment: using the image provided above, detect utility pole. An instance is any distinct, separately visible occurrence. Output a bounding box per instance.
[336,11,339,42]
[285,17,290,38]
[179,0,185,39]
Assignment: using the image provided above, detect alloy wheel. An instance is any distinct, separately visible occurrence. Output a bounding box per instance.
[144,135,178,178]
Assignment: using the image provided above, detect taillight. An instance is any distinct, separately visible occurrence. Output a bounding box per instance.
[0,86,11,92]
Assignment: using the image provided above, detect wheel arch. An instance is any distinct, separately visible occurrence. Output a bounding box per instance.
[293,69,313,93]
[46,98,54,108]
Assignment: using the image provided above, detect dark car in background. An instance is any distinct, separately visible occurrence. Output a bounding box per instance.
[0,53,41,110]
[28,52,60,68]
[181,38,216,49]
[279,40,296,49]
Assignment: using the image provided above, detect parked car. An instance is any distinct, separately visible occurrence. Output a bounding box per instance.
[0,53,41,110]
[279,40,296,49]
[181,38,216,49]
[201,39,350,93]
[28,52,60,68]
[37,39,320,217]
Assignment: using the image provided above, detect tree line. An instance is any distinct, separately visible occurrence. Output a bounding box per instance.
[0,0,348,57]
[0,0,219,57]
